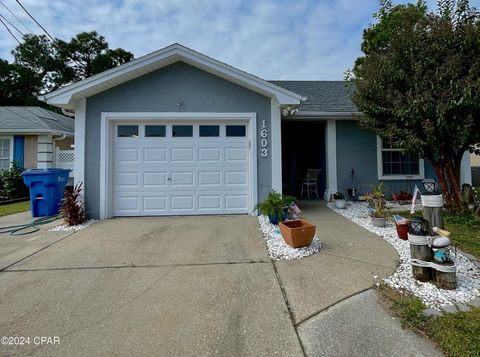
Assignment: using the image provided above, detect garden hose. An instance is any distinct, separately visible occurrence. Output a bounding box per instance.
[0,215,62,236]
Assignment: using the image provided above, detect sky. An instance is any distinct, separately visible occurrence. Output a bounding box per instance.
[0,0,479,80]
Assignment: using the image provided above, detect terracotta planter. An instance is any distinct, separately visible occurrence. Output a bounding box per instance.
[279,219,316,248]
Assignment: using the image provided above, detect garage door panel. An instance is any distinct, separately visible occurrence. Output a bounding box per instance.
[198,171,221,185]
[115,172,139,186]
[225,148,247,161]
[116,148,139,162]
[171,195,195,210]
[198,148,221,161]
[113,121,250,216]
[115,196,139,212]
[225,171,248,185]
[198,195,221,210]
[143,148,167,162]
[143,196,167,211]
[170,171,194,186]
[171,148,194,162]
[143,172,167,186]
[225,195,248,209]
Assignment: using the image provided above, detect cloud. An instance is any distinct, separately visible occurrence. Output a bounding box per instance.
[0,0,479,79]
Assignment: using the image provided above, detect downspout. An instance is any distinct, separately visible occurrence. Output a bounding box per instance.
[52,134,67,167]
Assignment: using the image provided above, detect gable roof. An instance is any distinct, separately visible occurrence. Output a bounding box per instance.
[0,106,74,136]
[40,43,305,109]
[270,81,360,117]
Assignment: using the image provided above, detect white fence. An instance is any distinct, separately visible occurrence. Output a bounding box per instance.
[55,149,74,175]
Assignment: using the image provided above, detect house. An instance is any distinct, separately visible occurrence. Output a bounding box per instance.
[0,107,75,173]
[472,153,480,187]
[39,43,472,219]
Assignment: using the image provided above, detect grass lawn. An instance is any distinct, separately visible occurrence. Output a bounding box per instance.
[378,285,480,357]
[0,200,30,217]
[395,209,480,258]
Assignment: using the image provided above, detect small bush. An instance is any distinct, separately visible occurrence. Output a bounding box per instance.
[0,162,29,199]
[60,182,85,226]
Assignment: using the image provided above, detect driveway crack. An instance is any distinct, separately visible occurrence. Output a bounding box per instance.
[271,260,307,357]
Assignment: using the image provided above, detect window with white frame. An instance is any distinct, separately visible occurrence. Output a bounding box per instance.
[377,137,424,180]
[0,138,11,171]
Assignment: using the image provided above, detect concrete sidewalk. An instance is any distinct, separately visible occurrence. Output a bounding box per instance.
[0,211,73,271]
[278,201,442,356]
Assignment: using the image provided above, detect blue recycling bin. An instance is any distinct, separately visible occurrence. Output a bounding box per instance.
[22,169,70,217]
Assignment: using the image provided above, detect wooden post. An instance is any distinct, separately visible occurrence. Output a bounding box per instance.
[410,244,433,281]
[433,268,457,290]
[423,206,443,236]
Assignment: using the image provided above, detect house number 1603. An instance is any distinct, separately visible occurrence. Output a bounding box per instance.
[260,120,268,157]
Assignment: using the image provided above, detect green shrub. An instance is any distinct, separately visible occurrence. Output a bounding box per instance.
[0,162,29,199]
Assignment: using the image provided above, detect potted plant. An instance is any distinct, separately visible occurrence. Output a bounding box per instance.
[255,191,291,224]
[333,192,346,209]
[367,182,388,227]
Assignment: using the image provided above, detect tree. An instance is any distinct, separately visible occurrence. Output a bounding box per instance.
[0,31,134,105]
[347,0,480,211]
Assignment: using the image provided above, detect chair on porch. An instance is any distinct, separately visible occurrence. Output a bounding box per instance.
[301,169,321,197]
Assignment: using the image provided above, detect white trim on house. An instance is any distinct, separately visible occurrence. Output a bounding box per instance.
[376,136,425,180]
[271,98,282,192]
[74,98,86,190]
[40,44,305,109]
[99,112,258,219]
[324,119,338,200]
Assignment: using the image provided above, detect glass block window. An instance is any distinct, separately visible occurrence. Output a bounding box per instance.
[0,138,11,170]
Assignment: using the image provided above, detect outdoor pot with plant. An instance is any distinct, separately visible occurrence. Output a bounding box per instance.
[255,191,297,225]
[367,182,388,227]
[333,192,346,209]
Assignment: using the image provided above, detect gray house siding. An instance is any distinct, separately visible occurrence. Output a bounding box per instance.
[336,121,436,196]
[85,62,271,218]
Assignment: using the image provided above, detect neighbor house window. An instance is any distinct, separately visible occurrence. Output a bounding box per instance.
[377,137,424,180]
[0,138,11,170]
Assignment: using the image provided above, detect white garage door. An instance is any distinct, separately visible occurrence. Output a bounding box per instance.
[113,121,250,216]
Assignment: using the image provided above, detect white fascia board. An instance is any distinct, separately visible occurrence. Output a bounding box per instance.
[289,111,362,119]
[41,44,304,108]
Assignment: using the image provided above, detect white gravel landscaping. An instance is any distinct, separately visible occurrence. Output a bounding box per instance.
[329,201,480,310]
[258,215,322,260]
[48,219,96,232]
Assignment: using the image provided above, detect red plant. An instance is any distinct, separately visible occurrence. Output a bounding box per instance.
[60,182,86,226]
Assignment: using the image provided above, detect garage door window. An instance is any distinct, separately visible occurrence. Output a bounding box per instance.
[226,125,246,137]
[118,125,138,138]
[172,125,193,137]
[199,125,219,137]
[145,125,166,137]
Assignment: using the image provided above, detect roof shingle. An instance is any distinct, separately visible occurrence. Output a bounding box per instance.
[270,80,358,114]
[0,107,74,135]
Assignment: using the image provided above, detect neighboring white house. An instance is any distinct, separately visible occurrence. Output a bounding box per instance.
[0,106,75,174]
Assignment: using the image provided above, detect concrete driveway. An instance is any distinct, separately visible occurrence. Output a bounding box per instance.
[0,216,302,356]
[0,208,441,356]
